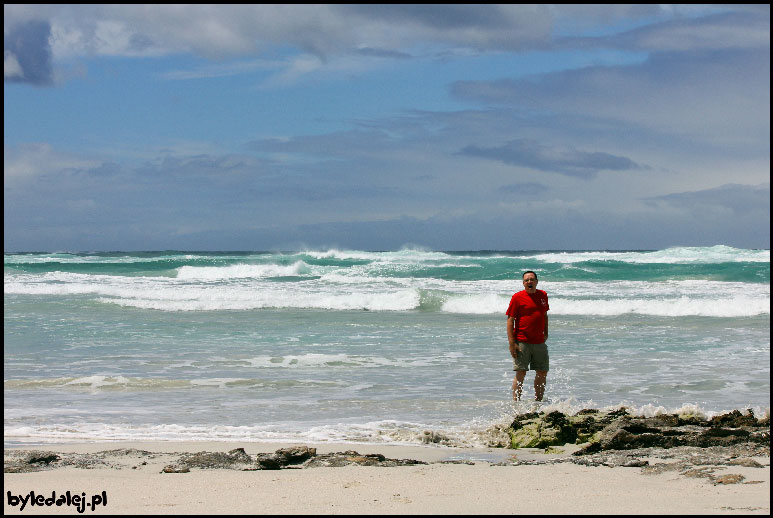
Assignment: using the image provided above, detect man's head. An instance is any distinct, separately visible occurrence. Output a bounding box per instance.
[522,271,538,294]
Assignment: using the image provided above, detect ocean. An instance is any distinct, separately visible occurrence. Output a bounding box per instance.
[4,245,770,448]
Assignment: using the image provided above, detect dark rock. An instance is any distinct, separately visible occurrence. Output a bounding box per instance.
[607,408,630,418]
[545,411,578,445]
[702,427,750,438]
[4,451,63,473]
[254,446,316,469]
[162,465,190,473]
[26,453,61,465]
[591,419,687,451]
[255,454,285,470]
[508,411,578,448]
[714,474,745,485]
[709,409,760,428]
[305,451,426,468]
[509,412,541,431]
[622,459,649,467]
[728,458,764,468]
[99,448,154,457]
[275,445,316,465]
[177,449,254,470]
[572,409,770,454]
[503,408,769,455]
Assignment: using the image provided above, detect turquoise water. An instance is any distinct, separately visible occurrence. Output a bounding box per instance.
[4,246,770,447]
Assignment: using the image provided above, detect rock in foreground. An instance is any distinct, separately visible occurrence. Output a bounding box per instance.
[506,408,769,454]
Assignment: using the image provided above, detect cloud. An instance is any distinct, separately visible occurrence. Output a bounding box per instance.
[3,4,673,67]
[354,47,412,60]
[3,5,551,64]
[460,139,642,178]
[558,8,770,53]
[4,19,53,85]
[338,4,554,51]
[4,142,101,180]
[5,5,767,89]
[5,137,769,251]
[4,50,23,77]
[642,183,770,214]
[451,47,770,148]
[162,194,770,251]
[161,58,282,81]
[5,5,758,62]
[499,182,550,196]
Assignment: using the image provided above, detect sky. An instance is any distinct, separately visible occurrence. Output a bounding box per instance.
[4,4,770,252]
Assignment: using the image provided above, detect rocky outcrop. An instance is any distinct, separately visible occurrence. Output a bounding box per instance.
[505,408,770,454]
[161,445,427,472]
[175,447,254,470]
[4,448,158,473]
[509,411,579,448]
[3,446,427,473]
[508,408,631,449]
[3,445,418,473]
[4,409,768,482]
[4,451,63,473]
[305,451,426,468]
[253,446,317,470]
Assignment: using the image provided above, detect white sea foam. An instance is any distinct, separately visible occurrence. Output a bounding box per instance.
[3,253,211,264]
[441,294,511,314]
[526,245,769,264]
[5,270,769,316]
[6,376,194,391]
[4,376,350,391]
[97,286,423,311]
[241,353,455,369]
[176,261,311,280]
[5,402,769,447]
[549,295,770,317]
[301,247,451,262]
[64,375,131,389]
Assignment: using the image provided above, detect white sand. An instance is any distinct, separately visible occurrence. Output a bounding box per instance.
[4,441,770,515]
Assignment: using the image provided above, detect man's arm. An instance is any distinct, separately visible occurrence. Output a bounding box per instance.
[543,313,549,342]
[507,316,518,358]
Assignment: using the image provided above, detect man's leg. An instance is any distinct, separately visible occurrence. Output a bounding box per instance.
[534,370,547,401]
[512,370,527,400]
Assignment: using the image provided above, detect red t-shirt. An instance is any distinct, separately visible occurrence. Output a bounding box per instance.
[506,290,549,344]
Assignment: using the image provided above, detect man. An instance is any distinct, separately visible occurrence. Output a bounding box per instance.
[506,271,550,401]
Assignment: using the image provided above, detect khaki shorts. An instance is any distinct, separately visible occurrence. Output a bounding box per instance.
[512,342,549,372]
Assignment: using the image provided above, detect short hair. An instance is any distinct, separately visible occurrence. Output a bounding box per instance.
[522,270,538,280]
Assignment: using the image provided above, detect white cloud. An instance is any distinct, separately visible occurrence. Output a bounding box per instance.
[5,5,768,89]
[452,47,770,147]
[4,49,23,78]
[0,5,616,61]
[260,54,324,88]
[161,58,282,80]
[630,15,769,52]
[3,143,101,181]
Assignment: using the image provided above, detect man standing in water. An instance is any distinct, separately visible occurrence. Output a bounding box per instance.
[506,271,550,401]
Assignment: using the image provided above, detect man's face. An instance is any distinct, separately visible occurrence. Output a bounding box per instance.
[523,274,538,294]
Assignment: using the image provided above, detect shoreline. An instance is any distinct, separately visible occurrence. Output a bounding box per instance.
[5,440,769,515]
[3,440,516,463]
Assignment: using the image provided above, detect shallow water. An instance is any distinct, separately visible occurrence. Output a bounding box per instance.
[4,246,769,447]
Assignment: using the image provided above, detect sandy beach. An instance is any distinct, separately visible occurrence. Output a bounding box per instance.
[4,441,769,515]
